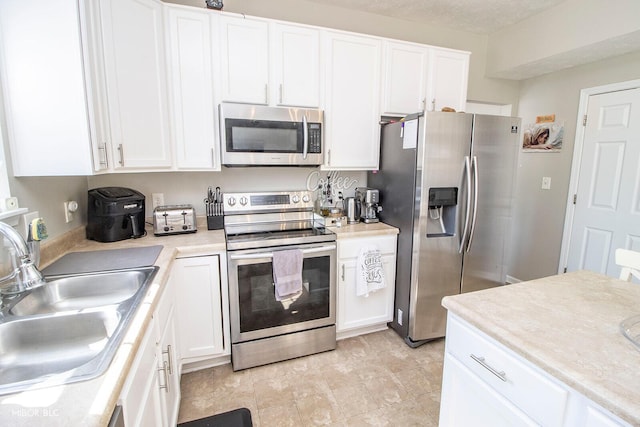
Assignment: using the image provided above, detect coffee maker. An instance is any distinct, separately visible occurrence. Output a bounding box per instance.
[355,187,382,223]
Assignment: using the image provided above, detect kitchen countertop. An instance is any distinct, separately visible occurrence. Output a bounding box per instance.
[0,218,395,426]
[442,270,640,425]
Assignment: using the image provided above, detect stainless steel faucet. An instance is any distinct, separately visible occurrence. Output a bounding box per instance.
[0,221,46,295]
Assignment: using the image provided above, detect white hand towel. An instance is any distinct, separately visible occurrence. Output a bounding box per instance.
[272,249,303,301]
[356,245,386,297]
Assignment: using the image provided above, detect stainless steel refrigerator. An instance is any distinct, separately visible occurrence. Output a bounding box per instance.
[368,111,521,346]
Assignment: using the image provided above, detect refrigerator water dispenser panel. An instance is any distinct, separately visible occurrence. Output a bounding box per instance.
[427,187,458,237]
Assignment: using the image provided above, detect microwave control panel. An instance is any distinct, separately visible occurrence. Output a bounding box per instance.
[308,123,321,153]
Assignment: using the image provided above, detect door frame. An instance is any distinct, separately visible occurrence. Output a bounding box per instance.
[558,78,640,273]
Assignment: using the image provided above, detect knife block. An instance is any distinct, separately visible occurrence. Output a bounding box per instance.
[207,215,224,230]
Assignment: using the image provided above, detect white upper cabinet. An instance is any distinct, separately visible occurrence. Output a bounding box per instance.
[0,0,95,176]
[165,5,219,170]
[270,23,321,108]
[323,31,382,170]
[219,15,269,105]
[381,41,429,116]
[426,48,470,113]
[98,0,172,170]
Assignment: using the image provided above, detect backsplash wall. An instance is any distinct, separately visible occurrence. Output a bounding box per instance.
[87,168,367,218]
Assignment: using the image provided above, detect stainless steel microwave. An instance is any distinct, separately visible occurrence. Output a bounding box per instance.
[219,103,323,166]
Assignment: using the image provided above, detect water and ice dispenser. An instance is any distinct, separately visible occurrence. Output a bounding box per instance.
[426,187,458,237]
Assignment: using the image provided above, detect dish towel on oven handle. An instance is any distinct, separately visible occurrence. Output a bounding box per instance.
[272,248,304,301]
[356,245,386,297]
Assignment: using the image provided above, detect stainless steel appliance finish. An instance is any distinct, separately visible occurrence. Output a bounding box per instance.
[355,187,381,223]
[219,103,324,167]
[345,197,359,224]
[153,204,197,236]
[368,112,521,346]
[224,190,336,370]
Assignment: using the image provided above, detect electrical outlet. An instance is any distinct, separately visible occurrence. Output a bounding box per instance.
[64,201,75,223]
[541,176,551,190]
[23,211,39,237]
[152,193,164,209]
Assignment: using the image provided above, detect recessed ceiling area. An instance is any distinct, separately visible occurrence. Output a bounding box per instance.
[304,0,640,80]
[303,0,565,34]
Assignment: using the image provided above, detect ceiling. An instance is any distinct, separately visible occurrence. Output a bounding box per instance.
[303,0,566,34]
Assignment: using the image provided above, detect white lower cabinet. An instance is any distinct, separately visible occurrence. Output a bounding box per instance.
[119,279,180,427]
[336,234,397,335]
[440,314,631,427]
[172,254,229,362]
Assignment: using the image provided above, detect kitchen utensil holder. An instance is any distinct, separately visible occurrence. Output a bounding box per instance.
[207,215,224,230]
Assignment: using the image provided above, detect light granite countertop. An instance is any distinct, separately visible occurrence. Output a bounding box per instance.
[0,219,396,426]
[442,270,640,425]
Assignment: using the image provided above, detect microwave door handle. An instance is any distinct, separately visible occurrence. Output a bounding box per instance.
[302,115,309,159]
[229,244,336,260]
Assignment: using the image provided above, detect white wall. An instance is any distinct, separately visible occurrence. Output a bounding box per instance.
[508,51,640,281]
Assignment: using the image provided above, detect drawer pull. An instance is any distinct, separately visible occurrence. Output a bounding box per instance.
[470,354,507,382]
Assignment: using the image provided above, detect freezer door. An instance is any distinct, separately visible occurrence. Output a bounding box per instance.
[462,114,521,293]
[409,112,472,342]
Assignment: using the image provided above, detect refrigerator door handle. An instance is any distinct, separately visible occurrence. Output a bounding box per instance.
[459,156,472,253]
[466,155,479,252]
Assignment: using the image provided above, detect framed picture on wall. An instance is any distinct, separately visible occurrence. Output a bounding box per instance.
[522,119,564,152]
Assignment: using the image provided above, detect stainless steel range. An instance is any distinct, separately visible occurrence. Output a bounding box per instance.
[223,190,337,371]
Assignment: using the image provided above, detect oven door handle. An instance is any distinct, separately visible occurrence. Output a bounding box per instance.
[229,244,336,260]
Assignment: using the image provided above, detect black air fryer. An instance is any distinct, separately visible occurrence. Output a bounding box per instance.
[86,187,146,242]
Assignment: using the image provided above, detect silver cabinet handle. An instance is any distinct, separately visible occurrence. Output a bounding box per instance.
[279,83,283,104]
[211,148,215,168]
[470,354,507,382]
[341,264,345,281]
[117,144,124,166]
[264,83,269,104]
[158,360,170,392]
[98,142,109,167]
[162,345,173,375]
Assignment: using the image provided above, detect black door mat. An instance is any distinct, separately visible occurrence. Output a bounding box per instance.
[178,408,252,427]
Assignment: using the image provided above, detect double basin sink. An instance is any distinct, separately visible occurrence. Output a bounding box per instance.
[0,266,158,395]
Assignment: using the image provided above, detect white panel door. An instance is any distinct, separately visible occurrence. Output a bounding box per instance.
[323,32,382,170]
[381,41,428,115]
[219,15,269,104]
[166,6,219,170]
[271,23,320,108]
[100,0,172,169]
[566,88,640,276]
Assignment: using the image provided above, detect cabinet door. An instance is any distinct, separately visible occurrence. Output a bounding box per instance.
[120,325,164,427]
[381,41,429,115]
[336,235,396,333]
[99,0,172,169]
[219,15,269,104]
[165,5,219,170]
[174,255,226,360]
[323,32,382,170]
[157,305,181,427]
[0,0,94,176]
[439,353,538,427]
[271,23,320,108]
[426,48,469,113]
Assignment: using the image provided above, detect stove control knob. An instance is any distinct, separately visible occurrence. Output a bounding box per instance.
[292,195,300,203]
[227,197,236,206]
[240,196,248,206]
[302,194,310,203]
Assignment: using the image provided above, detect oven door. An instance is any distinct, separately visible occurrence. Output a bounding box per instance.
[227,242,336,343]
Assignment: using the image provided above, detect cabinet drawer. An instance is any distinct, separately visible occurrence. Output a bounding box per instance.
[446,315,569,427]
[338,234,396,258]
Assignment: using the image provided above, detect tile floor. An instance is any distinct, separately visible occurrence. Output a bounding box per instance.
[178,328,444,426]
